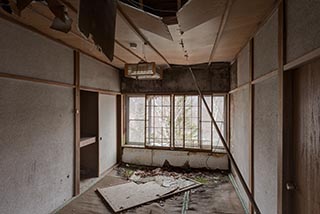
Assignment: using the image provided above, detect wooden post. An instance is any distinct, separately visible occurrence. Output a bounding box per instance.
[249,39,254,214]
[277,1,285,213]
[116,95,122,163]
[74,50,80,196]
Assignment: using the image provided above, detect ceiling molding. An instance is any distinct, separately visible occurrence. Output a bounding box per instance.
[208,0,234,65]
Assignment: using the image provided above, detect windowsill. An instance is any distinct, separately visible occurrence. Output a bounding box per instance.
[122,145,227,154]
[122,144,145,148]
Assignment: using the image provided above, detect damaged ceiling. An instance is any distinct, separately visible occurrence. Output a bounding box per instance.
[0,0,278,69]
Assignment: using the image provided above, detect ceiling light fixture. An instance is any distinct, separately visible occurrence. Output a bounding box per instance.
[124,61,162,80]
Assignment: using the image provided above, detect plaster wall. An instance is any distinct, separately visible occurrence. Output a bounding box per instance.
[122,148,228,170]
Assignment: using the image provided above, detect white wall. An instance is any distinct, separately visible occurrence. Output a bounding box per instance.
[80,54,120,92]
[122,148,228,170]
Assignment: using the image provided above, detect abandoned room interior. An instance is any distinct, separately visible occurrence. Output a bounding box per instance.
[0,0,319,213]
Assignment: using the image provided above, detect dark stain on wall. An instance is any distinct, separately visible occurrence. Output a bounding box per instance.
[230,61,237,90]
[121,62,230,93]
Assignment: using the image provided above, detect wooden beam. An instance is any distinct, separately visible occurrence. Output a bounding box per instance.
[0,72,75,88]
[117,4,171,67]
[229,83,249,94]
[74,50,81,196]
[116,95,123,163]
[284,47,320,71]
[252,70,277,85]
[79,86,121,95]
[208,0,233,65]
[190,67,261,214]
[249,39,254,214]
[277,1,284,213]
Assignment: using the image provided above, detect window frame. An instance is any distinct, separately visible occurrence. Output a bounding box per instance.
[123,93,227,153]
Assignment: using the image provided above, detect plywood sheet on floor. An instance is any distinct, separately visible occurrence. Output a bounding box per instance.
[97,181,177,212]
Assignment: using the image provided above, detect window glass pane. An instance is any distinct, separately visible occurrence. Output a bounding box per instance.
[128,97,145,119]
[127,96,145,145]
[212,96,225,121]
[185,96,199,148]
[212,122,225,148]
[128,121,144,145]
[146,95,171,147]
[201,96,212,121]
[201,122,211,149]
[174,96,184,147]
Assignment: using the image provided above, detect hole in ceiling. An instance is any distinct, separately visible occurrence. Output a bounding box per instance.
[119,0,188,24]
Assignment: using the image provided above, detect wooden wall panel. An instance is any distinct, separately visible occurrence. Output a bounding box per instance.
[0,18,74,84]
[286,0,320,63]
[254,10,278,79]
[253,76,279,214]
[292,60,320,214]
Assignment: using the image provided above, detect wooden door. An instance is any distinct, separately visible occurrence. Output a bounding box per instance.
[291,59,320,214]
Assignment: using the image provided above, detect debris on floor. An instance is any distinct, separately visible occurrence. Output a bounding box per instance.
[97,166,202,213]
[91,164,244,214]
[58,164,245,214]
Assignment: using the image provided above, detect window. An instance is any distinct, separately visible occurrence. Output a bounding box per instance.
[126,94,226,151]
[127,96,145,145]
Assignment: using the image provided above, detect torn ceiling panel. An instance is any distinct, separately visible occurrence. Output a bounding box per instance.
[182,17,222,64]
[177,0,227,32]
[212,0,277,62]
[115,13,146,59]
[115,13,170,69]
[140,24,186,65]
[118,2,173,41]
[78,0,117,61]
